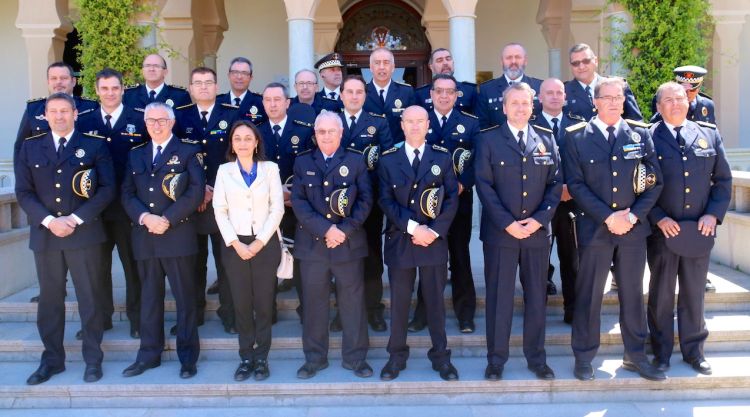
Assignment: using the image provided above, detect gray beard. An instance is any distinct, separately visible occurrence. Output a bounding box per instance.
[504,68,524,80]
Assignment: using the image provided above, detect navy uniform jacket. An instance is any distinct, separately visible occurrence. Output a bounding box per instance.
[649,93,716,124]
[363,80,415,144]
[15,96,98,160]
[257,118,315,184]
[121,138,205,260]
[425,110,480,191]
[647,120,731,227]
[562,119,663,247]
[290,95,341,119]
[377,144,459,268]
[217,91,267,125]
[15,131,116,252]
[339,110,393,159]
[532,112,586,182]
[563,77,643,122]
[291,147,373,263]
[315,90,343,110]
[476,75,543,129]
[123,83,191,111]
[415,81,477,114]
[474,124,562,248]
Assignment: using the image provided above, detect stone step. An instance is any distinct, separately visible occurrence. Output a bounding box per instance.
[1,353,750,408]
[1,312,748,362]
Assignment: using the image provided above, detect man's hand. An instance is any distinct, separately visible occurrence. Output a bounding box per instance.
[458,183,465,195]
[657,217,681,238]
[605,209,634,235]
[506,220,532,239]
[198,185,214,212]
[560,184,572,202]
[519,217,542,234]
[143,214,170,234]
[324,225,346,248]
[232,240,253,260]
[48,217,75,238]
[698,214,717,237]
[283,185,292,208]
[411,225,437,247]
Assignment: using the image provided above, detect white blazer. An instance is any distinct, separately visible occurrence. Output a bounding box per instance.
[213,160,285,246]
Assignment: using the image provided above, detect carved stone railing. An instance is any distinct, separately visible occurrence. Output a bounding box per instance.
[0,188,35,298]
[713,171,750,273]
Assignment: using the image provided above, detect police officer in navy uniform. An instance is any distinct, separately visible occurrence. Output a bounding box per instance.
[475,82,562,381]
[563,43,642,122]
[364,47,415,145]
[563,77,665,382]
[646,81,732,376]
[409,74,480,334]
[329,75,393,332]
[216,56,267,126]
[15,62,98,162]
[291,111,374,379]
[123,54,191,111]
[650,66,716,129]
[257,82,315,319]
[289,69,341,122]
[174,67,240,334]
[77,68,147,339]
[415,48,477,115]
[477,43,543,129]
[15,92,116,385]
[121,102,205,379]
[315,52,344,107]
[535,78,586,321]
[378,106,460,381]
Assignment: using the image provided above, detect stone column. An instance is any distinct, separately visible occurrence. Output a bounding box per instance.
[607,6,629,77]
[284,0,320,94]
[442,0,478,83]
[313,0,342,57]
[158,0,195,87]
[15,0,72,97]
[422,0,449,50]
[537,0,572,79]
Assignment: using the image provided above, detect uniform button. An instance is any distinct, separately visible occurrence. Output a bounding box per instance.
[202,140,207,144]
[149,187,153,192]
[393,185,397,188]
[324,181,329,186]
[522,209,527,214]
[612,156,617,161]
[683,156,688,161]
[522,175,527,180]
[410,199,415,204]
[350,143,355,146]
[35,164,39,168]
[57,169,62,174]
[613,171,618,176]
[413,184,417,189]
[685,187,691,193]
[612,203,618,208]
[220,138,224,142]
[685,204,691,209]
[459,139,463,142]
[308,184,312,187]
[612,187,618,192]
[326,214,331,219]
[500,161,505,166]
[107,138,111,142]
[522,157,527,162]
[684,172,689,177]
[57,212,62,216]
[522,192,528,197]
[658,156,663,160]
[55,197,61,203]
[325,197,330,202]
[343,182,347,186]
[151,174,155,177]
[55,183,60,188]
[149,203,155,207]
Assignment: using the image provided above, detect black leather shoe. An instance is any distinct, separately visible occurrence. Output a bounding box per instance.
[223,323,238,335]
[76,329,83,340]
[380,359,405,381]
[234,359,255,381]
[622,360,666,381]
[329,312,342,332]
[122,360,160,377]
[528,363,555,380]
[563,310,574,325]
[407,317,427,333]
[368,311,387,332]
[277,279,295,292]
[83,364,102,382]
[546,279,557,295]
[296,361,328,379]
[458,319,475,334]
[685,357,712,375]
[705,279,716,293]
[206,280,220,295]
[130,323,140,339]
[343,360,373,378]
[574,361,594,381]
[180,363,197,379]
[433,362,459,381]
[484,364,503,381]
[30,295,40,303]
[652,358,670,372]
[170,324,177,336]
[26,364,65,385]
[254,359,270,381]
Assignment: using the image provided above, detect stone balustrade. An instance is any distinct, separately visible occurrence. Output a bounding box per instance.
[0,187,34,298]
[714,171,750,273]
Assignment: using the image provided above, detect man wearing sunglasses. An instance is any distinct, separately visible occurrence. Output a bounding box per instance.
[564,43,642,122]
[650,66,715,125]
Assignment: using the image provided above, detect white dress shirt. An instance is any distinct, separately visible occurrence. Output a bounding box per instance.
[101,104,124,127]
[402,142,439,237]
[42,129,83,228]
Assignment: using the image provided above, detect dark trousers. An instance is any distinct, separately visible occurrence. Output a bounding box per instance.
[102,218,141,326]
[197,232,233,326]
[572,243,648,363]
[278,207,303,316]
[387,265,450,367]
[414,192,475,323]
[551,200,579,314]
[363,205,385,313]
[34,245,105,367]
[136,255,200,366]
[301,258,368,365]
[483,243,548,367]
[647,233,710,363]
[222,236,281,361]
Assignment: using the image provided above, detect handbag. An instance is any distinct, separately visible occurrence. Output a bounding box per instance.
[276,229,294,280]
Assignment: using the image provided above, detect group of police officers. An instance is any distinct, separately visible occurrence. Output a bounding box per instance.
[13,40,731,385]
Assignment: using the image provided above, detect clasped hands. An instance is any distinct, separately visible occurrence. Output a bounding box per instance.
[232,239,265,260]
[48,216,78,238]
[143,214,171,235]
[325,225,346,249]
[505,217,542,240]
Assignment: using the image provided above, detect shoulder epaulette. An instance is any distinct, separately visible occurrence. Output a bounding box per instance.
[133,108,145,113]
[480,125,500,133]
[394,80,412,87]
[125,83,140,90]
[347,147,363,154]
[79,97,97,102]
[432,144,449,153]
[251,91,262,97]
[565,121,587,133]
[381,146,399,156]
[696,121,717,129]
[221,103,240,109]
[175,103,195,110]
[567,112,586,122]
[368,112,386,118]
[27,97,46,103]
[168,84,187,90]
[321,96,338,102]
[479,78,495,85]
[131,142,148,150]
[293,119,313,128]
[529,114,537,122]
[533,125,553,134]
[24,132,46,141]
[460,111,478,119]
[78,108,95,116]
[698,92,713,100]
[83,132,105,139]
[297,148,313,157]
[625,119,650,128]
[181,138,200,145]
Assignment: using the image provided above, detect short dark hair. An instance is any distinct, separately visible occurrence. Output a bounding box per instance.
[229,57,253,74]
[226,120,267,162]
[47,62,75,78]
[45,92,76,111]
[431,73,458,89]
[143,54,168,69]
[191,67,217,82]
[429,48,451,64]
[263,82,289,99]
[341,75,366,90]
[569,43,595,57]
[95,68,123,87]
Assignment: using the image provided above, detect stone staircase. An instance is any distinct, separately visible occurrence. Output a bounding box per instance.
[1,241,750,414]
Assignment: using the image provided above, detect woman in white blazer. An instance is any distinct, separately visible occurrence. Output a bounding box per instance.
[213,120,284,381]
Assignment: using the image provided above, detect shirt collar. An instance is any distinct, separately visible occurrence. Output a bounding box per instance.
[324,87,341,97]
[507,124,529,141]
[542,111,563,127]
[100,104,124,125]
[272,116,288,133]
[230,90,247,103]
[148,82,165,97]
[373,79,392,97]
[153,135,172,155]
[434,108,453,123]
[320,149,337,160]
[197,103,215,120]
[52,129,75,148]
[344,109,363,123]
[504,74,524,85]
[403,141,426,162]
[663,120,688,138]
[578,73,600,93]
[592,116,623,138]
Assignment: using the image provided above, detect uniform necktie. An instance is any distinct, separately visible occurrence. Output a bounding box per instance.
[379,89,386,105]
[508,81,515,86]
[349,115,357,132]
[200,110,209,130]
[412,149,420,175]
[272,124,281,143]
[325,156,332,169]
[674,126,686,149]
[585,85,593,105]
[57,137,67,158]
[441,115,448,128]
[517,130,526,152]
[234,97,241,107]
[105,114,113,131]
[551,117,559,139]
[329,91,337,100]
[606,125,616,148]
[153,145,162,166]
[148,90,156,102]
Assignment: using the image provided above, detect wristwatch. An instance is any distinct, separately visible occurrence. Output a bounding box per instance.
[627,212,637,224]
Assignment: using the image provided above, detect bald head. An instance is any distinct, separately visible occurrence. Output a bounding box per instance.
[401,105,430,147]
[538,78,566,115]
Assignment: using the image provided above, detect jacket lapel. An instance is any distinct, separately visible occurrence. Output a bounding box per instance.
[586,123,612,155]
[42,133,58,163]
[655,123,680,152]
[56,131,79,166]
[152,136,178,172]
[415,146,433,181]
[681,122,699,150]
[525,127,541,155]
[502,124,524,157]
[397,146,414,180]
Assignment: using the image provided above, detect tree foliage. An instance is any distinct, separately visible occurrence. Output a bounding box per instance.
[613,0,713,119]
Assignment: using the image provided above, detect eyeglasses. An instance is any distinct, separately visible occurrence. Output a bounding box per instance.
[314,129,339,136]
[595,95,625,104]
[570,58,594,67]
[432,88,457,96]
[660,96,689,105]
[296,81,317,87]
[145,118,171,126]
[191,80,216,87]
[143,64,166,69]
[229,70,252,77]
